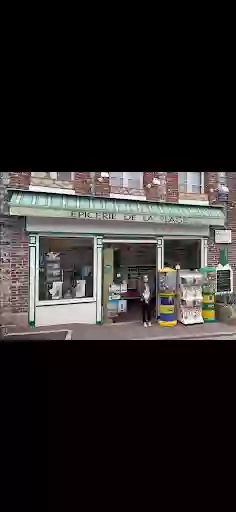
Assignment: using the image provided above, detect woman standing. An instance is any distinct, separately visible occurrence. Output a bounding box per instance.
[140,275,153,327]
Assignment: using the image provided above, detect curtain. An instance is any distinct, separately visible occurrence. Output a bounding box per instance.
[189,172,201,193]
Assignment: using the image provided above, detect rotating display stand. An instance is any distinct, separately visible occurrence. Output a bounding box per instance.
[157,268,177,326]
[200,268,217,322]
[176,270,204,325]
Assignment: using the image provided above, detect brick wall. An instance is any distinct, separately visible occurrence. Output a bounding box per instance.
[0,216,28,327]
[81,171,169,201]
[94,172,110,197]
[207,231,220,269]
[9,171,95,196]
[166,172,178,203]
[206,170,236,290]
[9,171,31,189]
[74,172,92,195]
[143,171,167,201]
[227,172,236,289]
[204,169,218,203]
[205,170,221,268]
[1,171,28,326]
[7,170,208,204]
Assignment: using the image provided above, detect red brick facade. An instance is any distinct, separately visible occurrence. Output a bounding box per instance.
[166,172,178,203]
[1,169,235,327]
[228,172,236,288]
[0,216,29,327]
[74,172,91,195]
[9,171,31,189]
[206,170,235,279]
[205,170,221,268]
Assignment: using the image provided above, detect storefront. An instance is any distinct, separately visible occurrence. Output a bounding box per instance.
[9,191,226,327]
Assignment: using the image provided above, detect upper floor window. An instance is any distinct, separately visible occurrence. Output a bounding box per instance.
[110,172,143,190]
[218,171,227,185]
[31,172,73,181]
[178,171,204,194]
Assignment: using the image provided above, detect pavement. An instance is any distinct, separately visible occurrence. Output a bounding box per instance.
[3,320,236,341]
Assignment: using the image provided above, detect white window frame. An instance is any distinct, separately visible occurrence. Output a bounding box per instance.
[179,171,205,194]
[110,172,143,189]
[35,234,97,306]
[109,172,146,201]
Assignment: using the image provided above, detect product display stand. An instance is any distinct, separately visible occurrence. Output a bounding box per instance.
[176,269,204,325]
[200,268,217,322]
[157,268,177,326]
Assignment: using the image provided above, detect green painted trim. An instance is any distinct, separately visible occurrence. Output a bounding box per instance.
[9,191,225,226]
[37,233,97,237]
[29,321,36,328]
[37,233,157,239]
[27,231,210,238]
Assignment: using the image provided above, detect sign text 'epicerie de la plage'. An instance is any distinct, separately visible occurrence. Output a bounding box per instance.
[70,210,188,223]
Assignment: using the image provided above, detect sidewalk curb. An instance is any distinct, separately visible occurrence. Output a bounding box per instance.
[131,330,236,341]
[2,329,73,341]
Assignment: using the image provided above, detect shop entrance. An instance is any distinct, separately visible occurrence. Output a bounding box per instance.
[164,239,201,270]
[103,241,157,323]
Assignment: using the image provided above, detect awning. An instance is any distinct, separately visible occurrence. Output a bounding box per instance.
[8,191,226,227]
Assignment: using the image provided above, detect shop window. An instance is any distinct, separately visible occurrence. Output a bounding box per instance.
[110,172,143,191]
[38,237,94,302]
[178,172,204,194]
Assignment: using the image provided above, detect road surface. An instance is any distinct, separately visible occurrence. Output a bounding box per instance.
[197,334,236,340]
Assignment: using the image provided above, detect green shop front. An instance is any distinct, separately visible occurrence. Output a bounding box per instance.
[9,191,225,327]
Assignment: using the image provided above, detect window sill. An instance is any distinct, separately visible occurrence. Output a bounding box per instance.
[29,185,76,195]
[110,193,147,201]
[36,297,96,307]
[179,193,209,206]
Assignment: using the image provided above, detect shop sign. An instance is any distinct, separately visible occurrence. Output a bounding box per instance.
[215,230,231,244]
[70,210,190,224]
